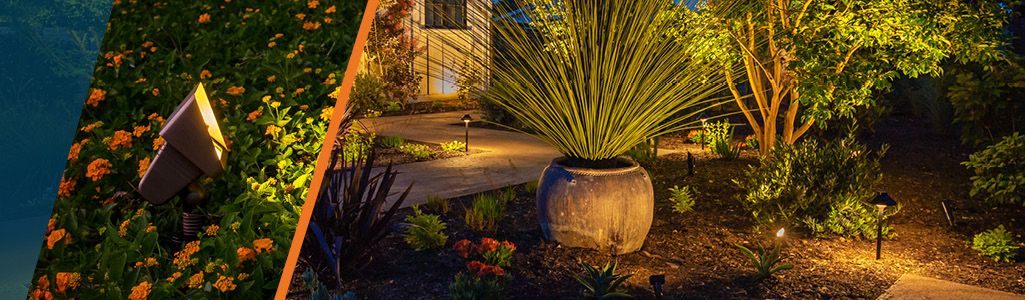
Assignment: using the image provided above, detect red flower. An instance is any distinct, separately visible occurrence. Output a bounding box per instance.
[466,260,485,273]
[501,240,516,252]
[483,265,506,277]
[453,239,472,258]
[479,238,499,253]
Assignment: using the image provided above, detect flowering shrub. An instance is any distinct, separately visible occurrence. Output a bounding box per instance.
[30,0,364,298]
[450,238,516,300]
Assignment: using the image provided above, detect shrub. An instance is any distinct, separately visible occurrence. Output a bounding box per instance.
[403,206,448,251]
[737,242,793,280]
[377,135,405,149]
[737,135,894,238]
[426,195,450,214]
[972,225,1020,262]
[350,72,389,117]
[962,133,1025,206]
[307,150,412,280]
[465,192,509,233]
[457,60,485,108]
[524,181,539,194]
[573,260,633,300]
[441,140,467,152]
[450,238,516,300]
[625,140,657,165]
[667,185,696,214]
[342,129,375,162]
[946,59,1025,147]
[705,120,740,160]
[400,143,434,160]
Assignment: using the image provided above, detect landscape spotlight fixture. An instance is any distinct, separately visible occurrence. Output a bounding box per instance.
[461,114,472,152]
[139,83,228,242]
[871,192,897,260]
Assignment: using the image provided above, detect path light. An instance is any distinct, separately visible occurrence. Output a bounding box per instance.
[871,192,897,260]
[139,83,228,242]
[461,114,472,152]
[649,274,665,299]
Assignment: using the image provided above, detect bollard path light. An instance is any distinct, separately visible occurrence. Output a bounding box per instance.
[871,192,897,260]
[461,114,472,152]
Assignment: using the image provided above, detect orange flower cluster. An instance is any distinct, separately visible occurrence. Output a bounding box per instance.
[134,257,158,268]
[205,224,220,236]
[307,0,319,8]
[325,5,336,13]
[198,13,211,24]
[466,260,505,277]
[187,272,204,289]
[153,137,165,150]
[128,281,150,300]
[303,21,321,31]
[30,276,51,300]
[453,238,516,258]
[54,272,81,293]
[58,176,75,198]
[253,238,273,253]
[174,240,201,269]
[213,275,237,292]
[200,69,212,79]
[133,125,150,137]
[236,246,256,264]
[81,121,102,132]
[86,158,112,182]
[46,228,67,249]
[166,271,182,283]
[86,88,106,107]
[247,107,263,121]
[151,88,160,96]
[147,113,165,125]
[108,130,133,150]
[227,86,246,96]
[139,156,151,178]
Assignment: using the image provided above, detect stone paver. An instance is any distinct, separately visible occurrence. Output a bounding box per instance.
[878,274,1024,300]
[356,110,678,207]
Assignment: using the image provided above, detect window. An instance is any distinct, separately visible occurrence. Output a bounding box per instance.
[425,0,467,29]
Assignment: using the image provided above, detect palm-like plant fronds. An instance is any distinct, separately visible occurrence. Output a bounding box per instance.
[489,0,738,162]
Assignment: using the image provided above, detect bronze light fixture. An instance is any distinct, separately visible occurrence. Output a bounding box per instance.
[871,192,897,260]
[138,83,228,242]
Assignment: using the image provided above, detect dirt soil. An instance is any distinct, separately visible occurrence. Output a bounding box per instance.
[293,117,1025,299]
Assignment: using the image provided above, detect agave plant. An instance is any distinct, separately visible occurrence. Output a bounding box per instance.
[737,242,793,280]
[306,109,413,281]
[489,0,738,164]
[574,260,634,299]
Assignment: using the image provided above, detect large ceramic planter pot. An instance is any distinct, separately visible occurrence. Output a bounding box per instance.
[536,156,653,254]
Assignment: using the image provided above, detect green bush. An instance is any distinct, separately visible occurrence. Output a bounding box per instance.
[342,129,375,163]
[963,133,1025,206]
[441,140,467,152]
[403,206,449,251]
[946,59,1025,147]
[400,143,434,160]
[377,135,405,149]
[667,185,696,214]
[737,135,894,238]
[350,72,389,117]
[972,225,1020,262]
[465,192,510,233]
[705,120,740,159]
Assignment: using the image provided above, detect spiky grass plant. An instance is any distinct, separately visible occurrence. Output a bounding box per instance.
[489,0,736,165]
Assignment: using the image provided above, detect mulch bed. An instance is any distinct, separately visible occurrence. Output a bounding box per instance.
[295,117,1025,299]
[371,140,484,167]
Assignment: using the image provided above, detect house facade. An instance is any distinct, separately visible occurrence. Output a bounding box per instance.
[407,0,492,100]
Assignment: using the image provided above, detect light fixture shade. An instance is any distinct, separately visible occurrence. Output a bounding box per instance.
[139,83,228,204]
[871,192,897,207]
[461,114,472,122]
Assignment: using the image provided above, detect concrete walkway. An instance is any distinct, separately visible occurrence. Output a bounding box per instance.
[878,274,1024,300]
[356,110,679,207]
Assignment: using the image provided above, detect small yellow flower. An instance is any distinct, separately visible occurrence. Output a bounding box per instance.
[320,106,333,121]
[119,219,131,237]
[267,41,276,48]
[270,101,281,108]
[265,125,282,136]
[205,225,220,236]
[213,275,236,292]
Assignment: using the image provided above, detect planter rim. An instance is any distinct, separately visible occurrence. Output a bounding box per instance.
[549,156,642,177]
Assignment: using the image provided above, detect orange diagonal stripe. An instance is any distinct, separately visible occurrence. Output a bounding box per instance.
[273,0,379,297]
